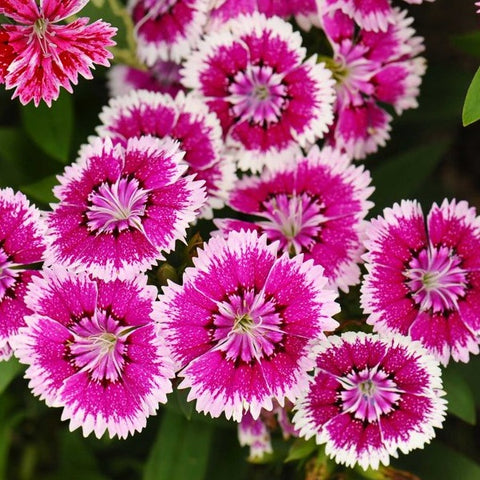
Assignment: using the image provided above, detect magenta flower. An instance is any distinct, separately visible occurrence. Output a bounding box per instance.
[321,7,426,159]
[215,146,374,292]
[0,0,116,106]
[0,188,46,360]
[207,0,320,31]
[320,0,393,32]
[107,60,184,98]
[46,135,206,280]
[131,0,209,66]
[97,89,234,218]
[361,199,480,365]
[319,0,435,32]
[293,332,446,470]
[12,268,175,439]
[158,230,340,421]
[238,412,273,460]
[181,12,336,172]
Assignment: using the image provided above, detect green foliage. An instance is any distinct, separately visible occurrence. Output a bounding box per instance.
[443,367,476,425]
[20,92,73,164]
[144,410,214,480]
[462,67,480,126]
[370,140,450,216]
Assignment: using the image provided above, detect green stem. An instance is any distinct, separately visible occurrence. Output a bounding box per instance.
[106,0,146,70]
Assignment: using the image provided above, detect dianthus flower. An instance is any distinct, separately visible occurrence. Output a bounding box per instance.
[361,199,480,365]
[46,135,206,280]
[97,89,233,218]
[238,400,298,460]
[0,0,116,106]
[320,7,425,159]
[238,412,273,460]
[181,12,336,172]
[130,0,209,66]
[12,268,175,439]
[293,332,446,470]
[207,0,320,31]
[158,230,340,421]
[107,60,184,98]
[0,188,46,360]
[319,0,434,32]
[215,146,373,292]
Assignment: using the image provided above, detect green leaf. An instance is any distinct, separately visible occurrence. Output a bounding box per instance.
[463,67,480,126]
[50,430,109,480]
[144,410,214,480]
[285,437,317,462]
[443,368,476,425]
[21,91,73,163]
[0,357,23,395]
[370,141,450,216]
[175,387,195,420]
[452,32,480,59]
[396,441,480,480]
[21,175,58,205]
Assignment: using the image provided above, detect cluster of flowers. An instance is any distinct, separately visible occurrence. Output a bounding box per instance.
[1,0,480,473]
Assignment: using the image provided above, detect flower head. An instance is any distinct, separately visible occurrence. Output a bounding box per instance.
[0,188,46,360]
[130,0,209,66]
[12,268,175,439]
[321,7,425,159]
[361,199,480,365]
[207,0,320,31]
[215,146,374,292]
[181,12,336,172]
[97,89,233,218]
[293,332,446,470]
[0,0,116,106]
[158,230,339,421]
[46,135,206,280]
[107,60,184,98]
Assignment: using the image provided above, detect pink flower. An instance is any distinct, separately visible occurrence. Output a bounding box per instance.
[319,0,435,32]
[158,230,340,421]
[46,135,206,280]
[0,188,46,360]
[320,0,393,32]
[12,268,175,438]
[0,0,116,106]
[321,7,425,159]
[181,12,336,172]
[207,0,320,31]
[107,60,184,98]
[293,332,446,470]
[131,0,209,66]
[238,412,273,460]
[97,89,234,218]
[215,146,374,292]
[361,199,480,365]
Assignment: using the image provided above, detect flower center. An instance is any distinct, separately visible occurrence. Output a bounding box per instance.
[340,368,400,422]
[212,289,284,363]
[68,310,130,383]
[258,193,325,256]
[404,245,468,312]
[0,249,17,300]
[33,17,48,37]
[86,177,150,234]
[228,65,287,125]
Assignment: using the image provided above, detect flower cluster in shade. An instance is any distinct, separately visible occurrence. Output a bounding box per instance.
[320,5,426,159]
[0,0,116,106]
[0,0,462,472]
